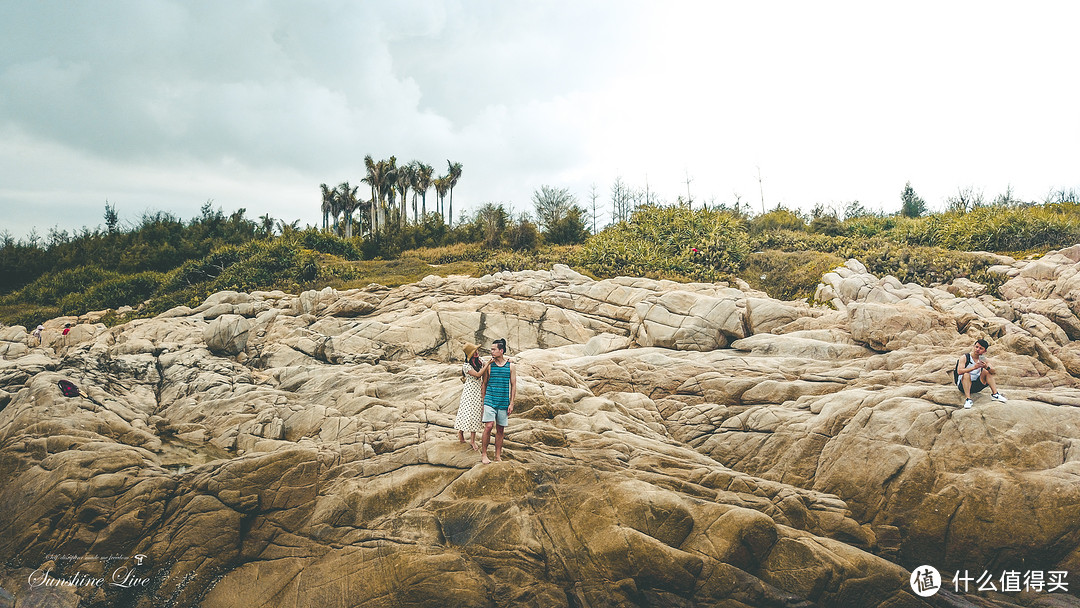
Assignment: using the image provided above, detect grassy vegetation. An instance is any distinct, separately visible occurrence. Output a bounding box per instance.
[3,199,1078,328]
[575,205,748,282]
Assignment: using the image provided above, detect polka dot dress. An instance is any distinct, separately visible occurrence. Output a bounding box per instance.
[454,362,484,433]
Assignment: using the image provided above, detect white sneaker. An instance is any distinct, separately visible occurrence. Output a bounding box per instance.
[963,398,973,409]
[991,393,1007,403]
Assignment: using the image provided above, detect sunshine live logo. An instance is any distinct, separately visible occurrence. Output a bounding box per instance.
[28,563,150,589]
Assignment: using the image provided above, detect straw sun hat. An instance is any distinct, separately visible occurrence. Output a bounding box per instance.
[463,342,479,360]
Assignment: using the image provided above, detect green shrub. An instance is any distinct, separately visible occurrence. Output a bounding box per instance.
[842,215,896,239]
[401,243,488,264]
[847,204,1080,253]
[809,214,845,237]
[948,205,1080,252]
[748,208,805,234]
[477,246,578,275]
[209,240,316,292]
[830,240,1003,290]
[750,230,837,253]
[59,271,164,314]
[0,303,61,330]
[298,229,361,260]
[10,266,116,305]
[741,250,846,301]
[478,251,538,274]
[161,245,246,292]
[545,207,590,245]
[506,217,540,252]
[576,205,748,281]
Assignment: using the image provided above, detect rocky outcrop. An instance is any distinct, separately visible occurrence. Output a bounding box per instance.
[3,254,1080,607]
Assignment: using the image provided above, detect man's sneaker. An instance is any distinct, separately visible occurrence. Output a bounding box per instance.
[991,393,1007,403]
[963,398,973,409]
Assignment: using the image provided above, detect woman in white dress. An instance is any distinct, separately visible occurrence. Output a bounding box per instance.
[455,343,487,450]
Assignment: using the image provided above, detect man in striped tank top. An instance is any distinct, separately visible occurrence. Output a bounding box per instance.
[480,338,517,464]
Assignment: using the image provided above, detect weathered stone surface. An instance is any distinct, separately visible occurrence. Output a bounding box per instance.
[633,291,745,351]
[848,302,959,352]
[203,314,251,355]
[6,254,1080,607]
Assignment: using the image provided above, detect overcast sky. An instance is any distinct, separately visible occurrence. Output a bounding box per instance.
[2,1,1077,239]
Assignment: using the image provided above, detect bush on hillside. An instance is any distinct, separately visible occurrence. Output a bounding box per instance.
[750,230,836,253]
[809,214,845,237]
[299,229,361,260]
[477,246,576,275]
[576,205,748,281]
[748,208,805,234]
[209,240,319,292]
[545,207,590,245]
[400,243,487,264]
[7,266,117,306]
[841,214,897,239]
[741,250,845,301]
[59,271,164,315]
[831,240,1007,292]
[505,216,540,251]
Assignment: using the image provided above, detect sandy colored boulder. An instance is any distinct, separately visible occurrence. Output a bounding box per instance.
[848,302,958,352]
[203,314,251,355]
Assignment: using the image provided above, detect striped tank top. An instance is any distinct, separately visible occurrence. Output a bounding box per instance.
[484,360,511,409]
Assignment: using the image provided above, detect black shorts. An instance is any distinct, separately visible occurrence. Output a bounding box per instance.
[955,374,988,394]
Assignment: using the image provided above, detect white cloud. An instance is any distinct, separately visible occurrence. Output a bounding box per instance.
[0,1,1077,239]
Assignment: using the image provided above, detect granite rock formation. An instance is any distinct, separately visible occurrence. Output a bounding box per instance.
[3,250,1080,607]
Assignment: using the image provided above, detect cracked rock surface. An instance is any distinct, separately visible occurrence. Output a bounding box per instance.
[3,257,1080,607]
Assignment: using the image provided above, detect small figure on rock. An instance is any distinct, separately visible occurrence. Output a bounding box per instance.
[480,338,516,464]
[954,338,1006,409]
[31,324,43,346]
[455,342,488,451]
[62,323,73,336]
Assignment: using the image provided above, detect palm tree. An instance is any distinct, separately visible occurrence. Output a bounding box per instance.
[408,161,420,223]
[277,218,301,235]
[362,156,380,235]
[396,163,414,228]
[414,162,434,220]
[446,160,463,226]
[378,157,398,231]
[319,183,334,233]
[434,176,450,224]
[258,213,275,238]
[337,181,360,238]
[331,194,343,236]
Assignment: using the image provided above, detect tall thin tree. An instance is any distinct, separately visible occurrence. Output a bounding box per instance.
[446,160,463,227]
[331,192,343,236]
[362,156,380,235]
[414,162,434,219]
[337,182,360,238]
[379,157,398,230]
[396,163,414,228]
[434,176,450,223]
[319,183,334,233]
[588,183,600,234]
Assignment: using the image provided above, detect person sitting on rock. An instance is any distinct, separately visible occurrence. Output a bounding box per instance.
[479,338,516,464]
[955,338,1006,409]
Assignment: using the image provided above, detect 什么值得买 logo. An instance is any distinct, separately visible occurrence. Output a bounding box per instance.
[910,565,941,597]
